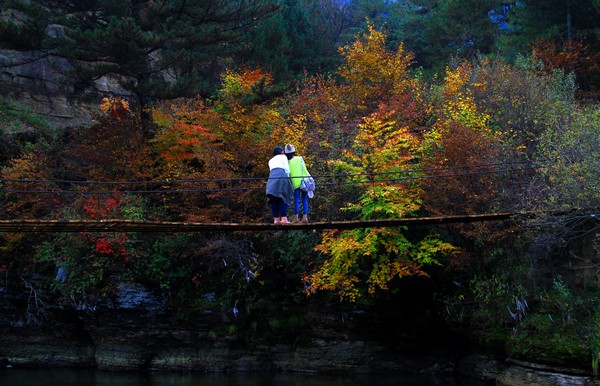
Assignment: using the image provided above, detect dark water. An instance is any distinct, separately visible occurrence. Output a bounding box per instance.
[0,368,493,386]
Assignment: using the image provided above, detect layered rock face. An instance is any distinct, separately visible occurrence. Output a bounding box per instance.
[1,282,597,386]
[0,49,130,128]
[0,281,449,373]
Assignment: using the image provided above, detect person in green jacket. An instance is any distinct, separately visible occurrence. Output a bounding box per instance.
[284,143,310,223]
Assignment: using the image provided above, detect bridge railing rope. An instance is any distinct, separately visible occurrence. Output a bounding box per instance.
[0,160,544,229]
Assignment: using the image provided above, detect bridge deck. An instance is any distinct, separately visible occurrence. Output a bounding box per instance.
[0,213,518,232]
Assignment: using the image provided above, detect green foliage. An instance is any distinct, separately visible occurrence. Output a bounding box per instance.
[592,309,600,377]
[272,230,321,275]
[525,104,600,246]
[440,245,531,329]
[402,0,502,71]
[248,0,353,83]
[506,278,598,369]
[0,97,52,165]
[128,234,192,292]
[0,0,47,49]
[36,233,107,298]
[467,55,576,156]
[508,320,588,366]
[498,0,600,60]
[532,105,600,210]
[0,97,49,130]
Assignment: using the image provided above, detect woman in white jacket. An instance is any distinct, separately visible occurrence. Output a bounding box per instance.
[265,146,294,224]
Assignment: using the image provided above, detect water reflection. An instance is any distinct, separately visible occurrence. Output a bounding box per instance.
[0,368,493,386]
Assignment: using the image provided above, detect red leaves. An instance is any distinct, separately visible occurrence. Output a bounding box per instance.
[82,194,121,219]
[94,237,113,254]
[80,193,134,264]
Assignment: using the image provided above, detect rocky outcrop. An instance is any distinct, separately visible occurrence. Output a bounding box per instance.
[496,359,596,386]
[458,355,598,386]
[1,282,597,386]
[0,281,459,373]
[0,49,132,128]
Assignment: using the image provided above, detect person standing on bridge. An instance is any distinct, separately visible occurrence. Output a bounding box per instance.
[285,143,312,224]
[266,146,294,224]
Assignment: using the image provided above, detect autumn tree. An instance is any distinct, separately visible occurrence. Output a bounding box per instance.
[0,152,58,220]
[0,149,59,288]
[305,107,455,301]
[301,27,455,301]
[417,58,537,250]
[283,24,427,221]
[524,105,600,246]
[338,23,416,113]
[152,67,285,222]
[531,38,600,95]
[58,97,154,183]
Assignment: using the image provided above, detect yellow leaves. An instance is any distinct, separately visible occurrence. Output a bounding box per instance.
[271,114,308,157]
[438,62,492,133]
[0,233,25,252]
[367,258,426,295]
[307,226,451,302]
[443,63,471,95]
[338,23,415,109]
[349,109,417,178]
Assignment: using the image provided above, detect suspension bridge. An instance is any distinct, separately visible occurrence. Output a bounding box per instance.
[0,212,523,233]
[0,161,544,232]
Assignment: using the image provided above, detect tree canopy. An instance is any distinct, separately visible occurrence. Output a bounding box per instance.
[1,0,279,102]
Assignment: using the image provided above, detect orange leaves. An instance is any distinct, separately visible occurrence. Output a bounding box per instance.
[532,37,600,93]
[63,97,154,182]
[283,75,349,168]
[219,67,273,102]
[150,68,284,223]
[100,97,130,119]
[0,152,57,219]
[533,38,590,74]
[152,100,223,176]
[157,121,219,163]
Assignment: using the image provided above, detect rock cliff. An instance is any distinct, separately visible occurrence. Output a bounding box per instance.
[1,281,597,385]
[1,49,132,128]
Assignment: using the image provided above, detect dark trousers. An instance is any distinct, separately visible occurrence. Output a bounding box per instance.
[269,196,287,217]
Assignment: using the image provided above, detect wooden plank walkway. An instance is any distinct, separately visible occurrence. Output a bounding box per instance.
[0,212,520,232]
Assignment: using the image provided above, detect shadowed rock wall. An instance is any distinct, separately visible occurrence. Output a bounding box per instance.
[0,49,132,128]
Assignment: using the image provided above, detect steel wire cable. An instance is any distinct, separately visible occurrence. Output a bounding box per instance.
[0,160,537,186]
[0,165,540,195]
